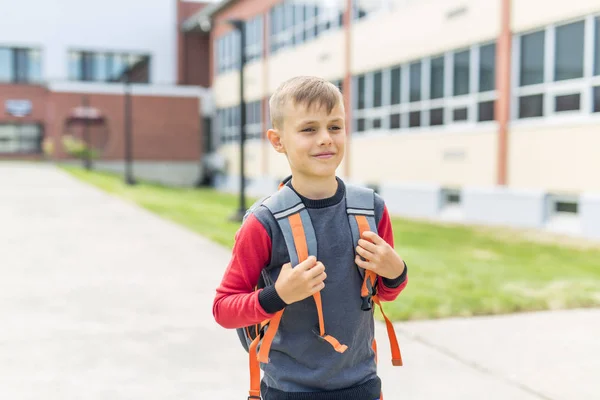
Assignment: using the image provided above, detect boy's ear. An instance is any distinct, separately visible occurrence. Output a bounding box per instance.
[267,128,286,154]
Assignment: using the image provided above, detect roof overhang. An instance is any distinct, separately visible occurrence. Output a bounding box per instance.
[181,0,237,33]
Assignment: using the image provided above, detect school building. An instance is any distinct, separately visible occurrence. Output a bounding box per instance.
[182,0,600,240]
[0,0,213,186]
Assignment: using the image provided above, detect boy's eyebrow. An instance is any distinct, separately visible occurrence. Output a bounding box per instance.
[296,117,344,126]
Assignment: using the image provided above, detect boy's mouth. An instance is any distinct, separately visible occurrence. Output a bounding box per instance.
[313,152,335,159]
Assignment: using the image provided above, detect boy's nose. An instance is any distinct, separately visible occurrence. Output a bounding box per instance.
[317,129,333,145]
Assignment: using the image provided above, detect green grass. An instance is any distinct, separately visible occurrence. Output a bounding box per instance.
[61,165,600,322]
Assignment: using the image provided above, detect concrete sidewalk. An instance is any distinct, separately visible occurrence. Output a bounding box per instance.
[0,162,597,399]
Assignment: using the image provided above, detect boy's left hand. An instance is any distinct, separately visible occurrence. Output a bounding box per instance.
[355,231,405,280]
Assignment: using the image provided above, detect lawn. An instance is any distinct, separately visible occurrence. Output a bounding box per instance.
[61,165,600,322]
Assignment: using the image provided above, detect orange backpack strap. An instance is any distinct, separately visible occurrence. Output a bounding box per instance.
[346,184,403,367]
[258,185,347,363]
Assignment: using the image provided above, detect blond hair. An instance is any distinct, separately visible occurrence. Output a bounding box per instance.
[269,76,343,130]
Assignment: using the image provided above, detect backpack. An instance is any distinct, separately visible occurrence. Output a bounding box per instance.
[237,178,403,400]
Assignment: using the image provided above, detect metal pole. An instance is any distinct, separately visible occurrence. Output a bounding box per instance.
[82,95,92,170]
[239,21,247,218]
[124,72,136,185]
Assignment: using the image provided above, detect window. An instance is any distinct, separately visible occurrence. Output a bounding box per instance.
[357,74,365,109]
[554,21,584,81]
[0,47,42,83]
[270,1,343,55]
[217,31,240,75]
[245,16,264,63]
[373,71,382,107]
[514,16,600,120]
[391,67,401,105]
[479,43,495,92]
[409,61,421,102]
[453,49,470,96]
[245,100,263,140]
[478,101,495,121]
[520,30,545,86]
[555,94,580,112]
[352,40,498,134]
[430,56,444,99]
[0,124,43,154]
[519,94,544,118]
[69,51,150,83]
[595,16,600,76]
[593,87,600,113]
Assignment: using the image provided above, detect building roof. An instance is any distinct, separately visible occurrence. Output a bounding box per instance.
[181,0,236,32]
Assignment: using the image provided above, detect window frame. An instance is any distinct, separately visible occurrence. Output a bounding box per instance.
[511,14,600,125]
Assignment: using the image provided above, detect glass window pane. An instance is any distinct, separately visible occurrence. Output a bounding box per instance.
[391,67,401,104]
[372,118,381,129]
[478,101,495,121]
[430,108,444,125]
[430,56,444,99]
[593,87,600,113]
[28,50,42,83]
[594,17,600,76]
[0,48,13,82]
[555,21,584,81]
[14,49,29,82]
[357,75,365,109]
[356,118,365,132]
[453,107,468,121]
[409,111,421,127]
[519,94,544,118]
[110,54,127,81]
[94,54,108,82]
[453,49,470,96]
[520,30,545,86]
[0,125,19,154]
[479,43,496,92]
[373,71,382,107]
[555,93,580,112]
[409,61,421,102]
[390,113,401,129]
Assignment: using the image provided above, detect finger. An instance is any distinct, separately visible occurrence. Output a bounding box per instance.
[297,256,317,270]
[306,262,325,279]
[357,238,377,253]
[311,272,327,286]
[356,245,374,261]
[361,231,384,244]
[311,281,325,294]
[355,255,375,271]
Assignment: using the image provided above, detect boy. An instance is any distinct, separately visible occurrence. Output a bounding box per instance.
[213,76,408,400]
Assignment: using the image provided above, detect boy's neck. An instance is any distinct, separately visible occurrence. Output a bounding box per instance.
[290,174,338,200]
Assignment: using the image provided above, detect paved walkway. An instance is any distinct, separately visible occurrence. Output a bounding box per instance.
[0,162,598,399]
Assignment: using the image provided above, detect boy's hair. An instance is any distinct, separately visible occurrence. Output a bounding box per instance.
[269,76,344,130]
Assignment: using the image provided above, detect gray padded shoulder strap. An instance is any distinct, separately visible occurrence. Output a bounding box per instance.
[346,185,377,279]
[262,186,317,267]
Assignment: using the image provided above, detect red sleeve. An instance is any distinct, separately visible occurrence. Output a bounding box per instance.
[376,204,408,302]
[212,214,275,329]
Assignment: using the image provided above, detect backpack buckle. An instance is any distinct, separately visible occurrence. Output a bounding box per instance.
[248,396,261,400]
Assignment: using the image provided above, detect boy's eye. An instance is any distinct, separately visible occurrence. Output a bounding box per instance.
[330,125,341,131]
[301,127,315,133]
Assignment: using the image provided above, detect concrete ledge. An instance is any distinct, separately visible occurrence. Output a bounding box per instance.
[463,186,546,229]
[62,160,202,187]
[378,182,441,219]
[581,193,600,240]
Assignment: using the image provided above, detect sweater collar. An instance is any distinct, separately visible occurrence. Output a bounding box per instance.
[285,176,345,209]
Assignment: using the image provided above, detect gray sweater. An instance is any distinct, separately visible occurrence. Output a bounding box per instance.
[253,178,405,400]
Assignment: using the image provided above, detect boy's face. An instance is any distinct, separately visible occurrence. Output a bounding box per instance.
[268,100,346,181]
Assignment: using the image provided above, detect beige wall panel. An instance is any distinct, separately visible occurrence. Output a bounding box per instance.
[512,0,600,33]
[267,30,345,93]
[348,129,498,186]
[352,0,501,74]
[508,123,600,193]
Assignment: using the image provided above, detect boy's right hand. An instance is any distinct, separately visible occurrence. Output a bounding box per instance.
[274,256,326,305]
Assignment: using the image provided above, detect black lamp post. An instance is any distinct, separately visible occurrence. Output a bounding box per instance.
[123,70,136,185]
[228,19,247,222]
[82,95,92,170]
